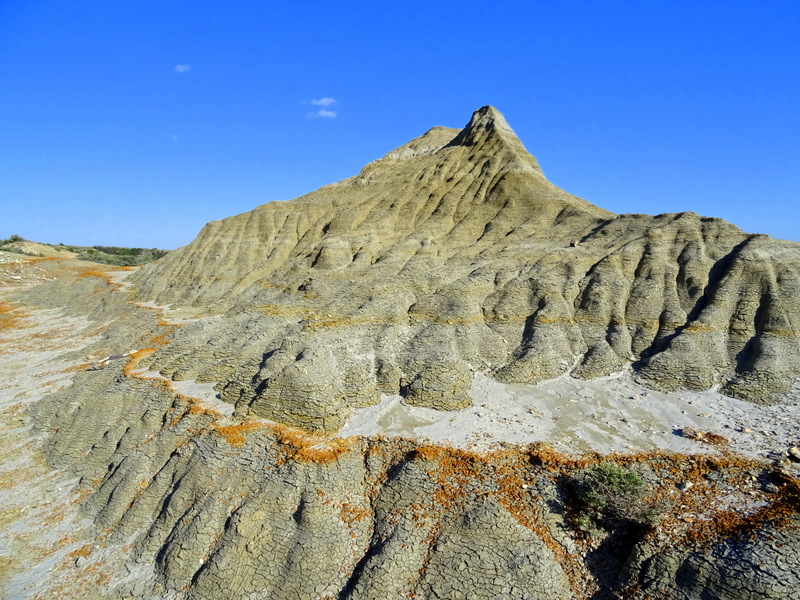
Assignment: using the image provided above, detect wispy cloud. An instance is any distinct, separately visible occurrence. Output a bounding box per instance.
[310,97,336,107]
[307,109,337,119]
[174,64,192,73]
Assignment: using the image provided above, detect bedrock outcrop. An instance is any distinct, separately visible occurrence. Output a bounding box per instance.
[130,106,800,430]
[28,343,800,600]
[6,240,799,600]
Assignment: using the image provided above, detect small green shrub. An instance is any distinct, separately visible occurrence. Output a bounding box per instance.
[0,234,25,248]
[572,462,663,531]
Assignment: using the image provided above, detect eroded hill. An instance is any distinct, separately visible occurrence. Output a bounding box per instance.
[2,107,800,600]
[131,106,800,431]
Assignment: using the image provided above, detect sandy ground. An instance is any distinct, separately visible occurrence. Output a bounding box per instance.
[0,288,141,599]
[339,372,800,465]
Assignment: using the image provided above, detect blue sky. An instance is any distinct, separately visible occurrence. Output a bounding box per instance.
[1,0,798,248]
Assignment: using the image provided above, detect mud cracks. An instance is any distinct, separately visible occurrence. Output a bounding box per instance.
[2,257,800,599]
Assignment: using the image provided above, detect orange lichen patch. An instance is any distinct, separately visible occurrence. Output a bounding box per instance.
[68,544,92,559]
[71,486,95,505]
[526,441,589,470]
[213,421,270,447]
[273,424,354,464]
[122,347,157,376]
[21,256,60,264]
[149,332,173,346]
[141,319,181,348]
[75,268,114,280]
[411,444,494,513]
[684,475,800,545]
[72,264,133,292]
[165,395,222,428]
[166,405,190,429]
[680,427,728,446]
[62,362,94,373]
[187,400,222,417]
[0,301,30,329]
[698,431,728,446]
[413,444,556,534]
[339,501,372,525]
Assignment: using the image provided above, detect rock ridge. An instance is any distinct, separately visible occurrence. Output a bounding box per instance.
[4,241,799,600]
[129,106,800,431]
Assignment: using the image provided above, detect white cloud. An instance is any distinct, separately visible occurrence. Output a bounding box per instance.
[311,97,336,107]
[307,109,337,119]
[174,64,191,73]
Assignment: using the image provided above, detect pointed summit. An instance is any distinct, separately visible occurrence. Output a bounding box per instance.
[446,106,542,176]
[449,105,514,145]
[372,106,541,176]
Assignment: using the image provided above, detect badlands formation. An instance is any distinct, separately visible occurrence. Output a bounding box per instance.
[2,107,800,599]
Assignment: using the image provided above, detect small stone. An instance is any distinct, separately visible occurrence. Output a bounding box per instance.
[763,483,780,494]
[677,481,694,491]
[741,427,752,433]
[682,427,702,439]
[788,447,800,462]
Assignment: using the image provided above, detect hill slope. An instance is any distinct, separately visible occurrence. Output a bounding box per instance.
[0,235,168,265]
[3,108,799,600]
[132,106,800,430]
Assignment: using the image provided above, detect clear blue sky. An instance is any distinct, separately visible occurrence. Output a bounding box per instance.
[2,0,798,248]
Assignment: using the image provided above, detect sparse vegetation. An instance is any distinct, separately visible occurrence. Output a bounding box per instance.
[69,245,168,265]
[571,462,664,532]
[0,234,168,265]
[0,234,27,253]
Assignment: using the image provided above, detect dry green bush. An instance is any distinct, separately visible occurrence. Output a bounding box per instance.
[572,462,664,531]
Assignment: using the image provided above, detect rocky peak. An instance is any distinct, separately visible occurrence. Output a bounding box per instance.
[449,105,515,145]
[131,107,800,431]
[373,106,543,178]
[447,105,543,176]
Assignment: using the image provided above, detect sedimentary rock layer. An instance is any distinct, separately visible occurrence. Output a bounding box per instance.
[29,343,800,600]
[131,106,800,430]
[5,251,799,600]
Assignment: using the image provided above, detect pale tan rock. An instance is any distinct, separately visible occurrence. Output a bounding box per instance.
[130,106,800,430]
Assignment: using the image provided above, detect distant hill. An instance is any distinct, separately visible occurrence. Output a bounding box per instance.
[0,234,169,266]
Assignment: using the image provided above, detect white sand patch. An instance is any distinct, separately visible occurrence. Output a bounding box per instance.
[105,267,136,291]
[132,298,219,325]
[131,369,233,417]
[339,371,800,462]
